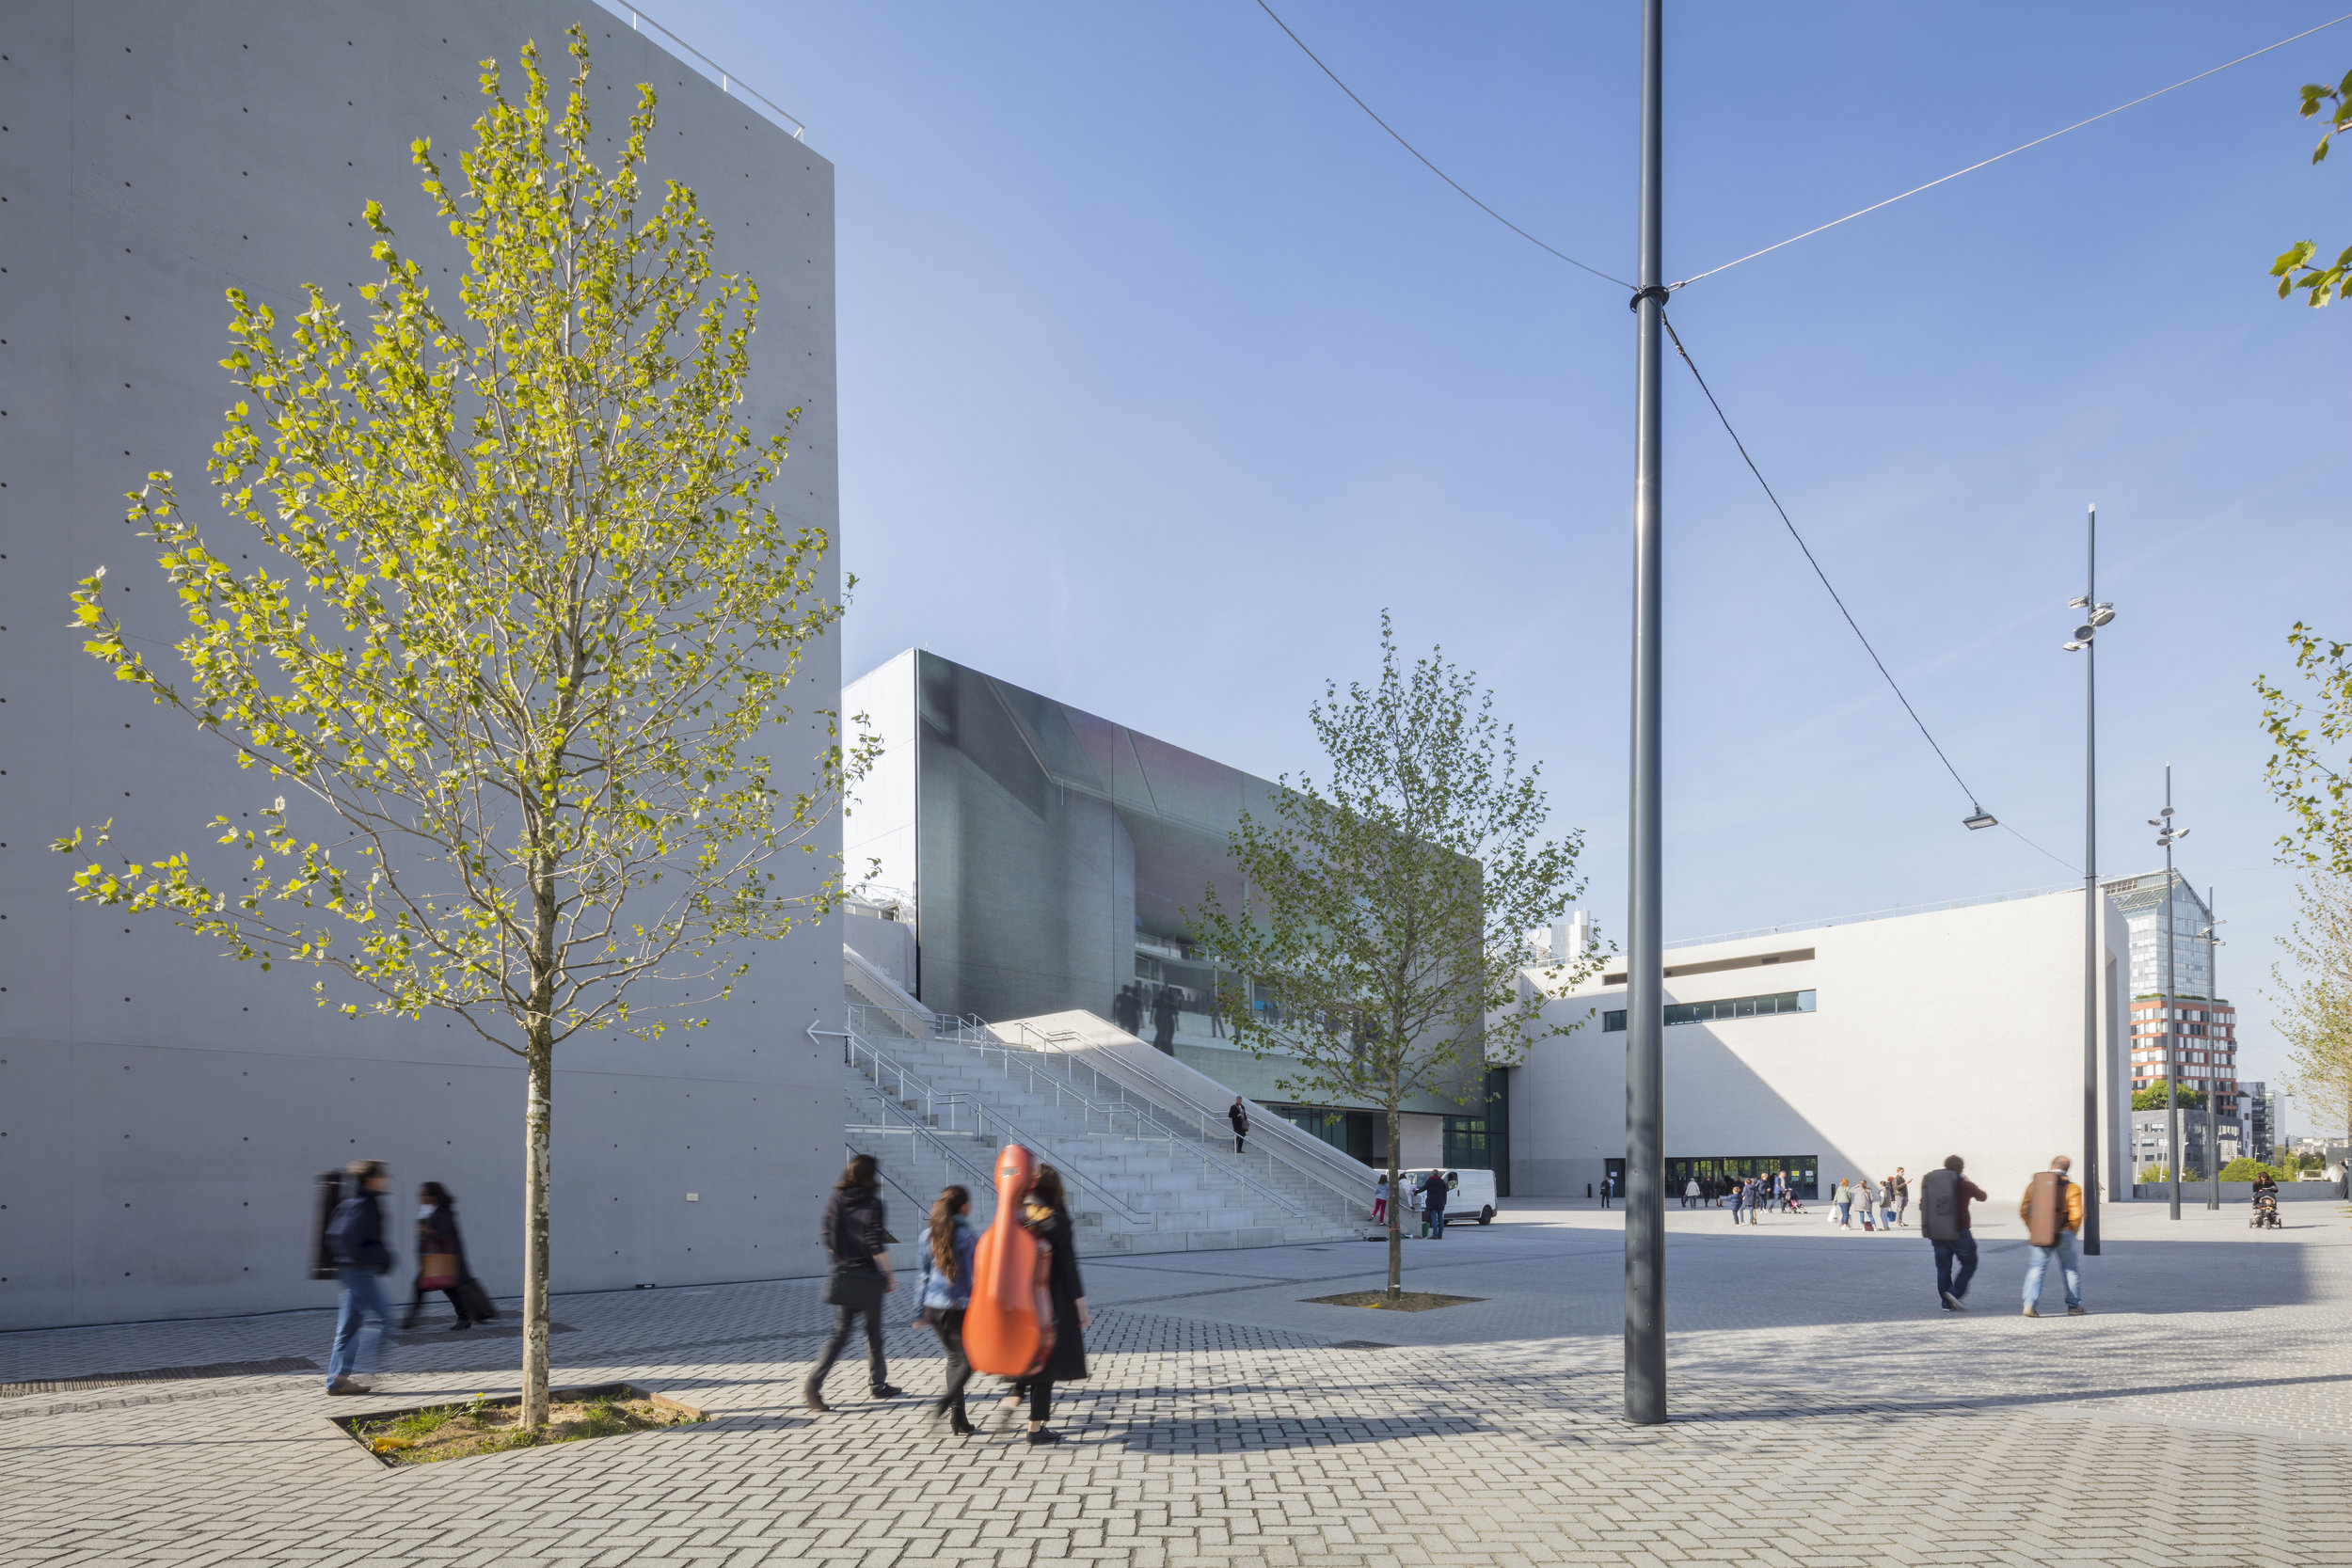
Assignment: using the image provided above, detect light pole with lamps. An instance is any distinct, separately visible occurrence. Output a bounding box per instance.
[2148,768,2188,1221]
[2060,505,2114,1252]
[2200,889,2225,1210]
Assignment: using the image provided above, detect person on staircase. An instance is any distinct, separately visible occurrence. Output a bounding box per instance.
[1229,1097,1250,1155]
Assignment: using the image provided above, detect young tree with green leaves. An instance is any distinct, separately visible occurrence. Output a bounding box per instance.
[1188,616,1597,1300]
[2268,870,2352,1148]
[2257,626,2352,877]
[52,33,854,1427]
[2272,70,2352,306]
[2131,1081,2207,1113]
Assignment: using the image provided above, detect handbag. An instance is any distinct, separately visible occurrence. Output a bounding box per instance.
[456,1275,499,1322]
[418,1252,461,1291]
[822,1263,886,1311]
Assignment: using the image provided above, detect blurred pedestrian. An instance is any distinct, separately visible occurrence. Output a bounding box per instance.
[1920,1154,1988,1310]
[1426,1170,1451,1238]
[805,1153,901,1410]
[1893,1167,1911,1227]
[324,1159,393,1395]
[1372,1173,1390,1226]
[918,1184,979,1434]
[2019,1154,2087,1318]
[1879,1177,1898,1232]
[1229,1097,1249,1155]
[1834,1178,1855,1229]
[1683,1176,1700,1209]
[401,1181,474,1332]
[995,1164,1089,1444]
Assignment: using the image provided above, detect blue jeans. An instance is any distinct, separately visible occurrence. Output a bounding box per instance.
[2023,1230,2083,1310]
[328,1267,391,1385]
[1428,1209,1447,1238]
[1931,1234,1979,1302]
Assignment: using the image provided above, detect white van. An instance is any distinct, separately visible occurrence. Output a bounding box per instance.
[1401,1167,1499,1226]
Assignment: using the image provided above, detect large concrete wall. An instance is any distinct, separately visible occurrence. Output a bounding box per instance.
[0,0,846,1327]
[1509,890,2132,1207]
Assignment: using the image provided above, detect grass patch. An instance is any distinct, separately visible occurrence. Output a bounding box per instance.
[341,1384,700,1466]
[1305,1290,1486,1312]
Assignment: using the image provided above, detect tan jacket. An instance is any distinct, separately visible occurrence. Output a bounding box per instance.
[2018,1174,2085,1235]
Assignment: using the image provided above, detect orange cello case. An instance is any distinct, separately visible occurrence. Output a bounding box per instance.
[963,1144,1045,1376]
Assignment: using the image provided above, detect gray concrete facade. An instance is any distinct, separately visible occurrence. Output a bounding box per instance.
[0,0,845,1327]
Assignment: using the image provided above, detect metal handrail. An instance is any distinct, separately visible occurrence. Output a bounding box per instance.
[831,1027,1154,1227]
[985,1017,1372,1223]
[844,1006,1316,1222]
[594,0,808,140]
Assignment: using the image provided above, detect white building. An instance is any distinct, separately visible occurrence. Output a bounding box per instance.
[1508,885,2133,1207]
[0,0,846,1329]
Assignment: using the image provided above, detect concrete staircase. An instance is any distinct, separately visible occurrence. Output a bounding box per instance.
[837,957,1371,1258]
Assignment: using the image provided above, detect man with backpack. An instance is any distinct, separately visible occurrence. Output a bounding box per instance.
[2018,1154,2088,1317]
[1917,1154,1987,1311]
[324,1159,394,1394]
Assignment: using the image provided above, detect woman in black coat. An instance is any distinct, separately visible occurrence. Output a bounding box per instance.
[803,1153,902,1410]
[996,1162,1089,1445]
[402,1182,474,1331]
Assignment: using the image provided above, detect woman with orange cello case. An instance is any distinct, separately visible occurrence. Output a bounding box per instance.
[963,1147,1089,1444]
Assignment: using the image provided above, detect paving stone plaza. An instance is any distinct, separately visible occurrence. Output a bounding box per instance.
[4,1200,2348,1566]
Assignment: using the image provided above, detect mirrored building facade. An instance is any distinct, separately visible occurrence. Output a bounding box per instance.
[843,651,1490,1170]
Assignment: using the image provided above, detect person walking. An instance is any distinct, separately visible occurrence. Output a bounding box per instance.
[400,1181,474,1332]
[917,1184,979,1434]
[1832,1178,1853,1229]
[805,1153,902,1410]
[1152,986,1180,1053]
[1893,1167,1911,1227]
[1229,1097,1249,1155]
[1919,1154,1989,1310]
[1372,1174,1390,1226]
[1682,1175,1699,1209]
[1879,1177,1899,1233]
[1599,1170,1614,1211]
[325,1159,394,1395]
[994,1164,1089,1444]
[2019,1154,2088,1318]
[1426,1170,1451,1238]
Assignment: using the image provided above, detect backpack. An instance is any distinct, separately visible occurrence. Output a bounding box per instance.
[1918,1167,1962,1242]
[308,1169,346,1280]
[2025,1171,2066,1247]
[325,1195,369,1263]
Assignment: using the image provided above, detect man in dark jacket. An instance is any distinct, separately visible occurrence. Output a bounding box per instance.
[1229,1097,1249,1155]
[325,1159,393,1395]
[1920,1153,1989,1311]
[1425,1171,1451,1238]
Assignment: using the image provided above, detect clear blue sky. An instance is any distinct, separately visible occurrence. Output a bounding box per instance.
[628,1,2349,1133]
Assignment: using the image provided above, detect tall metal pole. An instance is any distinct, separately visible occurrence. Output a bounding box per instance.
[2206,887,2221,1210]
[2080,506,2102,1255]
[2164,766,2181,1221]
[1623,0,1668,1428]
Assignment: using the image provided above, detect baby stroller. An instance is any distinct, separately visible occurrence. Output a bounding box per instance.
[2250,1189,2282,1229]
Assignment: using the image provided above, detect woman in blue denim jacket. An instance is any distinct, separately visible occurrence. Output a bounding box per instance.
[915,1185,979,1435]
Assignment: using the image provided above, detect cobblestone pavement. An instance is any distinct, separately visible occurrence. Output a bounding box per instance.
[4,1200,2348,1565]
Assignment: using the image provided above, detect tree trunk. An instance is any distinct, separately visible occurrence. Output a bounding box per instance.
[521,1035,553,1428]
[1385,1104,1402,1298]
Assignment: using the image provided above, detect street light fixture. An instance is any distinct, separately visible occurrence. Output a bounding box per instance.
[2060,506,2112,1252]
[1963,807,1998,831]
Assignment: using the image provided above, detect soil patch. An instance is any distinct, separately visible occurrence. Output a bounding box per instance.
[334,1382,700,1466]
[1305,1290,1486,1312]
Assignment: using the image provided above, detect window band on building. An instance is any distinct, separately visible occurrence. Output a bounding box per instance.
[1603,989,1817,1032]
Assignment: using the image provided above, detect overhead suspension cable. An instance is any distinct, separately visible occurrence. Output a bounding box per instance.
[1670,12,2352,290]
[1661,312,2028,833]
[1252,0,1630,290]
